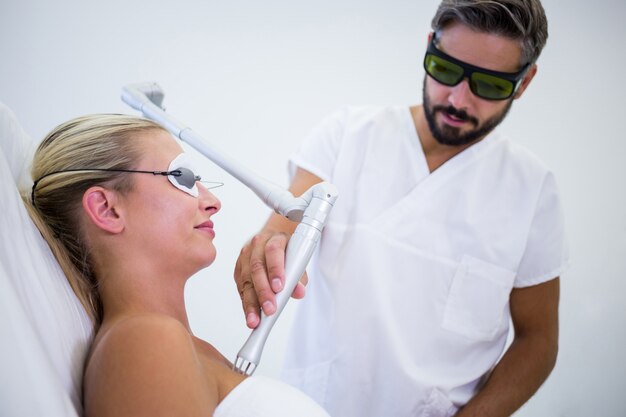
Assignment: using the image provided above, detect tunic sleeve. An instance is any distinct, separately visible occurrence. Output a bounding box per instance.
[288,107,350,182]
[515,171,570,287]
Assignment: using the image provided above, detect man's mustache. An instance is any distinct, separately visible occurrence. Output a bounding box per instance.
[433,105,479,127]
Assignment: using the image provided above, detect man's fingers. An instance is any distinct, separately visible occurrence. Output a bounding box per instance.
[291,272,309,299]
[249,234,277,316]
[233,250,244,288]
[240,280,261,329]
[300,272,309,287]
[265,233,289,293]
[235,244,261,327]
[234,231,294,326]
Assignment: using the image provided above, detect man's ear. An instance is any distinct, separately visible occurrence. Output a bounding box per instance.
[514,63,538,99]
[82,186,124,234]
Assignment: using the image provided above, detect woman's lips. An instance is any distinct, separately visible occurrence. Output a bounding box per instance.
[195,220,215,237]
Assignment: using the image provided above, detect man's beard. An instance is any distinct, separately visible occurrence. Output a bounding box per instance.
[423,77,514,147]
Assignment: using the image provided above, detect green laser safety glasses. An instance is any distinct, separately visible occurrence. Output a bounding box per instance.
[423,36,530,100]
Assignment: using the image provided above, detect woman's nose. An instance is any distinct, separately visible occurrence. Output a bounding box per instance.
[198,183,221,214]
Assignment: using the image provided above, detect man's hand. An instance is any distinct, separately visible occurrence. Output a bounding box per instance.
[233,167,323,328]
[234,229,307,328]
[456,277,560,417]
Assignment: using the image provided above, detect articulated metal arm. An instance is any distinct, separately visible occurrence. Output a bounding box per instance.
[121,83,338,374]
[122,82,326,221]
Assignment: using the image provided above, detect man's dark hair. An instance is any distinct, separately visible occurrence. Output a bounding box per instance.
[431,0,548,65]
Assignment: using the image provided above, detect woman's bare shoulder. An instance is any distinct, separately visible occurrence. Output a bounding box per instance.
[94,314,190,348]
[87,315,195,370]
[84,315,218,417]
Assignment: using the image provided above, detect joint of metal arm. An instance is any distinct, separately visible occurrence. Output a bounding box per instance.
[121,82,165,112]
[276,181,339,226]
[300,182,339,230]
[264,188,309,222]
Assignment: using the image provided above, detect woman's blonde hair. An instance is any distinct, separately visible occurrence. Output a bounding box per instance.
[24,114,166,327]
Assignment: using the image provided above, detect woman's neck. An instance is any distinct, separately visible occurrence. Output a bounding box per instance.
[96,259,192,332]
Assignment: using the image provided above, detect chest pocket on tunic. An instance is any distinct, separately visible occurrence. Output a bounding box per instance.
[442,255,515,341]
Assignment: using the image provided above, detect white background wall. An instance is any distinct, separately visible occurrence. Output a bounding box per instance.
[1,1,624,416]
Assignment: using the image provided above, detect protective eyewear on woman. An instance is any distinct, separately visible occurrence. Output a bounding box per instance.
[423,35,530,100]
[31,153,222,206]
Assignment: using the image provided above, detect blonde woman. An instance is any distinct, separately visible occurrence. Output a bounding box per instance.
[27,114,329,417]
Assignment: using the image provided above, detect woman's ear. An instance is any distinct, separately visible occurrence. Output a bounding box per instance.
[82,186,125,234]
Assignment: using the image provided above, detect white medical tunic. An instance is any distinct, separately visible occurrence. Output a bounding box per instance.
[281,106,569,417]
[213,376,330,417]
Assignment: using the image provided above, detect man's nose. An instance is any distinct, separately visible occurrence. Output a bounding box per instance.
[448,78,474,110]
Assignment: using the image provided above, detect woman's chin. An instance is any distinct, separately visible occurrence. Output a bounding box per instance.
[199,250,217,269]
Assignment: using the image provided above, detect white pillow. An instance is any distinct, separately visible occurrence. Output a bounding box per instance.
[0,103,35,192]
[0,102,94,417]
